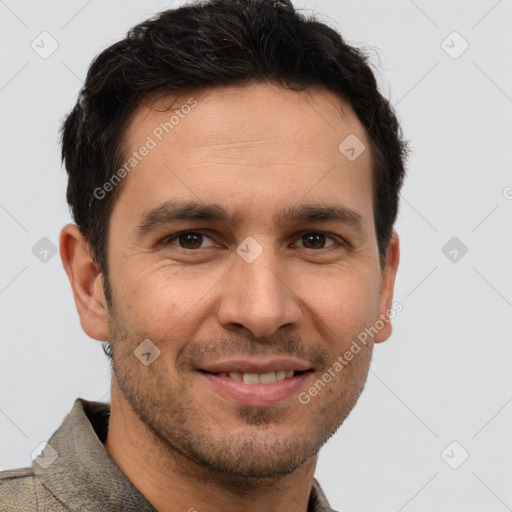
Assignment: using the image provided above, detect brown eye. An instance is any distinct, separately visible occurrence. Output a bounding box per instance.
[294,232,338,249]
[167,231,216,250]
[178,232,203,249]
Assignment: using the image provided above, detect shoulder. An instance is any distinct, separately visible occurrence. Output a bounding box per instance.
[0,467,63,511]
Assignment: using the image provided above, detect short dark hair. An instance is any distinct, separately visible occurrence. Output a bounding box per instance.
[61,0,408,280]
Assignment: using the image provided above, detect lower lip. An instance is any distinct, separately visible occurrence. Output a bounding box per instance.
[198,371,312,406]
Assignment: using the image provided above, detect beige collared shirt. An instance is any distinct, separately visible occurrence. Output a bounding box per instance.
[0,398,336,511]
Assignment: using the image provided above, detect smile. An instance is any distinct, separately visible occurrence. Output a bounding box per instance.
[197,368,313,406]
[202,369,297,384]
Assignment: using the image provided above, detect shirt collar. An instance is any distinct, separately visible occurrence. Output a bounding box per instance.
[33,398,335,511]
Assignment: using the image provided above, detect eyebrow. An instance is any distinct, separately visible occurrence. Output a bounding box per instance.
[135,200,366,235]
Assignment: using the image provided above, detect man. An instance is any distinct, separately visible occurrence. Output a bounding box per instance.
[0,0,408,510]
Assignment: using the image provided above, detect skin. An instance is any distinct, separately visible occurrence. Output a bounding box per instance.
[60,82,400,512]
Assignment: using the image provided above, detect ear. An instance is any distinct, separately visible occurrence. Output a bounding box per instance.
[59,224,109,341]
[374,231,400,343]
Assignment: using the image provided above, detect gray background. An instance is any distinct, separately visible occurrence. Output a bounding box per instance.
[1,1,511,510]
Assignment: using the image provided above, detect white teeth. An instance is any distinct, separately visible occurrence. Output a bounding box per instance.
[222,370,296,384]
[276,370,286,382]
[243,373,259,384]
[259,372,277,384]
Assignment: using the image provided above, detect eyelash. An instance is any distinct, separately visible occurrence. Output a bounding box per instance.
[162,230,345,252]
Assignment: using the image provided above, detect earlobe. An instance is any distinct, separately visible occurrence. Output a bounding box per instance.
[374,231,400,343]
[59,224,109,341]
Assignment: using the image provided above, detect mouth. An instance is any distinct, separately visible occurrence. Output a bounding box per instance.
[195,361,314,405]
[198,369,307,384]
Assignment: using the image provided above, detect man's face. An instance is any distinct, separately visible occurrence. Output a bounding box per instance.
[103,83,397,478]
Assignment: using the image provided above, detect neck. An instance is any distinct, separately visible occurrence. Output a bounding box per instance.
[103,381,318,512]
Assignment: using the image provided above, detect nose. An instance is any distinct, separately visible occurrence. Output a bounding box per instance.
[215,248,303,339]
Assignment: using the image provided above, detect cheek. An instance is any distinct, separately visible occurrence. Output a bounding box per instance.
[298,266,381,349]
[112,260,225,337]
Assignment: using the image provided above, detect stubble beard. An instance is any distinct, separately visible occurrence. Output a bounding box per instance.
[104,297,373,488]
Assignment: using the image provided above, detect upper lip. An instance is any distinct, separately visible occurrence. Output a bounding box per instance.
[197,358,313,374]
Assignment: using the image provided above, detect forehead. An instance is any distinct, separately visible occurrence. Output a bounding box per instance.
[114,83,374,226]
[128,83,368,153]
